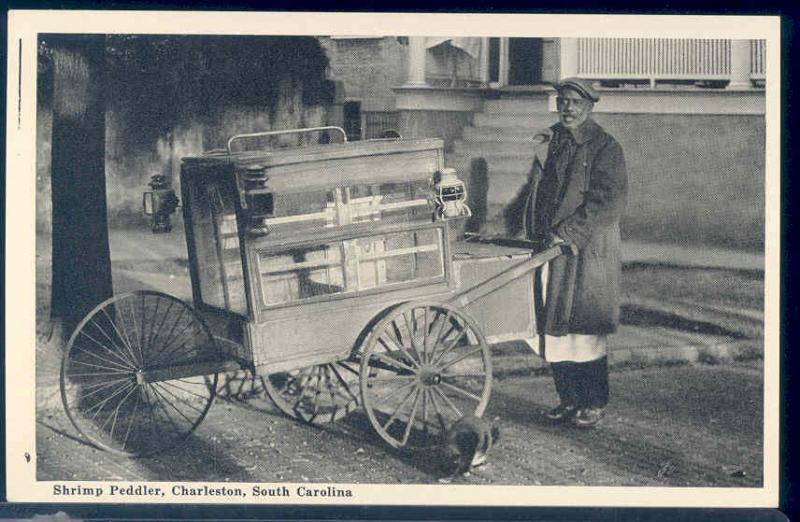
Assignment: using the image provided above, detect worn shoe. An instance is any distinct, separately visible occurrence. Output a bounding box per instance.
[573,407,605,428]
[543,404,578,422]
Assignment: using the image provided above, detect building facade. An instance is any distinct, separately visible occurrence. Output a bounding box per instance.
[322,36,767,250]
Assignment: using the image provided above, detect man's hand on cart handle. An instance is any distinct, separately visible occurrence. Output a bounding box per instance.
[549,234,579,256]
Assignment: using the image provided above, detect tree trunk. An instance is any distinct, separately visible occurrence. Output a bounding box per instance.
[49,35,113,335]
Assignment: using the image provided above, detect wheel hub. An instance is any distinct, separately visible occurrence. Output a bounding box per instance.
[419,366,442,386]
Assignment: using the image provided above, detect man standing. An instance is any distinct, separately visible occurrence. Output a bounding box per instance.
[519,78,627,428]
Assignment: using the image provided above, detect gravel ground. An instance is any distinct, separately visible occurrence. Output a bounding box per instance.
[36,362,763,487]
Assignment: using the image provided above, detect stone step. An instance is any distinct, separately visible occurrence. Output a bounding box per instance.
[448,153,532,173]
[462,126,552,142]
[473,112,555,128]
[452,139,534,156]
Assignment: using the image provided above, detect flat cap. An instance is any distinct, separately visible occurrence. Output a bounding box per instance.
[555,77,600,102]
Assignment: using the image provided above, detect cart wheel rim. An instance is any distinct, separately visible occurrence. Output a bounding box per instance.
[60,290,218,457]
[263,360,360,425]
[359,301,492,450]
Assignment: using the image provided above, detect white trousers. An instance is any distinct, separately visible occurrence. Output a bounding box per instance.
[524,261,608,363]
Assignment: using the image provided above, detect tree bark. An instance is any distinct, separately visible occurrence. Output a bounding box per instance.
[49,35,113,335]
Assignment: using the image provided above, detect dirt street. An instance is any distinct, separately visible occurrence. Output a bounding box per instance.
[36,361,762,487]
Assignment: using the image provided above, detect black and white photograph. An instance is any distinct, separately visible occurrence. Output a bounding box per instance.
[5,11,780,507]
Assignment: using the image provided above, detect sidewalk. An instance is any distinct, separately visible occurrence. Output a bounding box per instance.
[622,240,764,272]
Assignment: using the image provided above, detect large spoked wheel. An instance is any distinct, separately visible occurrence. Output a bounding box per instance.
[359,301,492,449]
[60,291,219,457]
[263,361,360,425]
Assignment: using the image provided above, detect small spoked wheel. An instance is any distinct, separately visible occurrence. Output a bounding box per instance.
[359,301,492,449]
[263,361,360,425]
[60,291,218,457]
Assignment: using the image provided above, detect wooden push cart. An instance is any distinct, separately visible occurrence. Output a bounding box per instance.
[60,127,563,456]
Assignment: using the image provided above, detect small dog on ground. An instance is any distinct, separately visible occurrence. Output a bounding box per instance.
[439,414,500,480]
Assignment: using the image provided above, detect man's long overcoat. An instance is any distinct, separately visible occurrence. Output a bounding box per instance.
[506,118,627,336]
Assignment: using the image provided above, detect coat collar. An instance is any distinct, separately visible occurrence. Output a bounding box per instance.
[552,118,603,145]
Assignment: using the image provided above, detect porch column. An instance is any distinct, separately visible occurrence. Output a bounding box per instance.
[559,37,579,78]
[479,37,490,86]
[728,39,752,90]
[403,36,428,87]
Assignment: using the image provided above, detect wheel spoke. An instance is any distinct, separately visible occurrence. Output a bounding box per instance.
[68,359,132,374]
[440,380,481,403]
[161,380,216,400]
[381,326,419,369]
[148,324,200,366]
[77,330,136,369]
[138,293,148,357]
[421,386,429,437]
[382,386,418,431]
[336,361,359,375]
[367,374,416,383]
[99,308,140,369]
[147,384,187,435]
[436,346,484,372]
[126,296,146,366]
[147,299,175,359]
[67,371,136,379]
[432,326,470,367]
[148,327,207,367]
[149,305,187,362]
[71,377,134,402]
[120,392,141,451]
[428,309,456,362]
[329,364,359,402]
[111,301,137,364]
[87,317,136,367]
[150,310,197,364]
[85,381,136,420]
[421,306,430,364]
[400,388,423,445]
[372,349,417,374]
[144,295,162,355]
[150,383,197,425]
[401,312,421,363]
[426,387,449,431]
[71,343,133,372]
[372,379,417,408]
[152,382,207,415]
[100,383,139,438]
[432,385,462,417]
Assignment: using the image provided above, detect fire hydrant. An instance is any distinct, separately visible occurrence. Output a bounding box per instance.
[142,175,179,233]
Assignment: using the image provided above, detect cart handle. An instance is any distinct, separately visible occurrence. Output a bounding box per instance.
[226,126,348,154]
[447,245,565,309]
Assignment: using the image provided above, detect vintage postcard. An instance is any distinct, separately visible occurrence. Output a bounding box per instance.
[5,10,780,507]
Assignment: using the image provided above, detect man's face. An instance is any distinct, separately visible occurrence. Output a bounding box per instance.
[556,88,593,129]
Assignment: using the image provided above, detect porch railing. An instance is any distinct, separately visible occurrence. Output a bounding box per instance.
[576,38,765,85]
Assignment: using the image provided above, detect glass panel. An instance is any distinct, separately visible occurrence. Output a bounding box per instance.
[264,181,432,237]
[256,227,444,307]
[258,243,346,306]
[265,190,336,235]
[187,178,248,314]
[345,181,431,225]
[351,228,444,290]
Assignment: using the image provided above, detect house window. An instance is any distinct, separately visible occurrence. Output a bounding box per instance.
[343,101,362,141]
